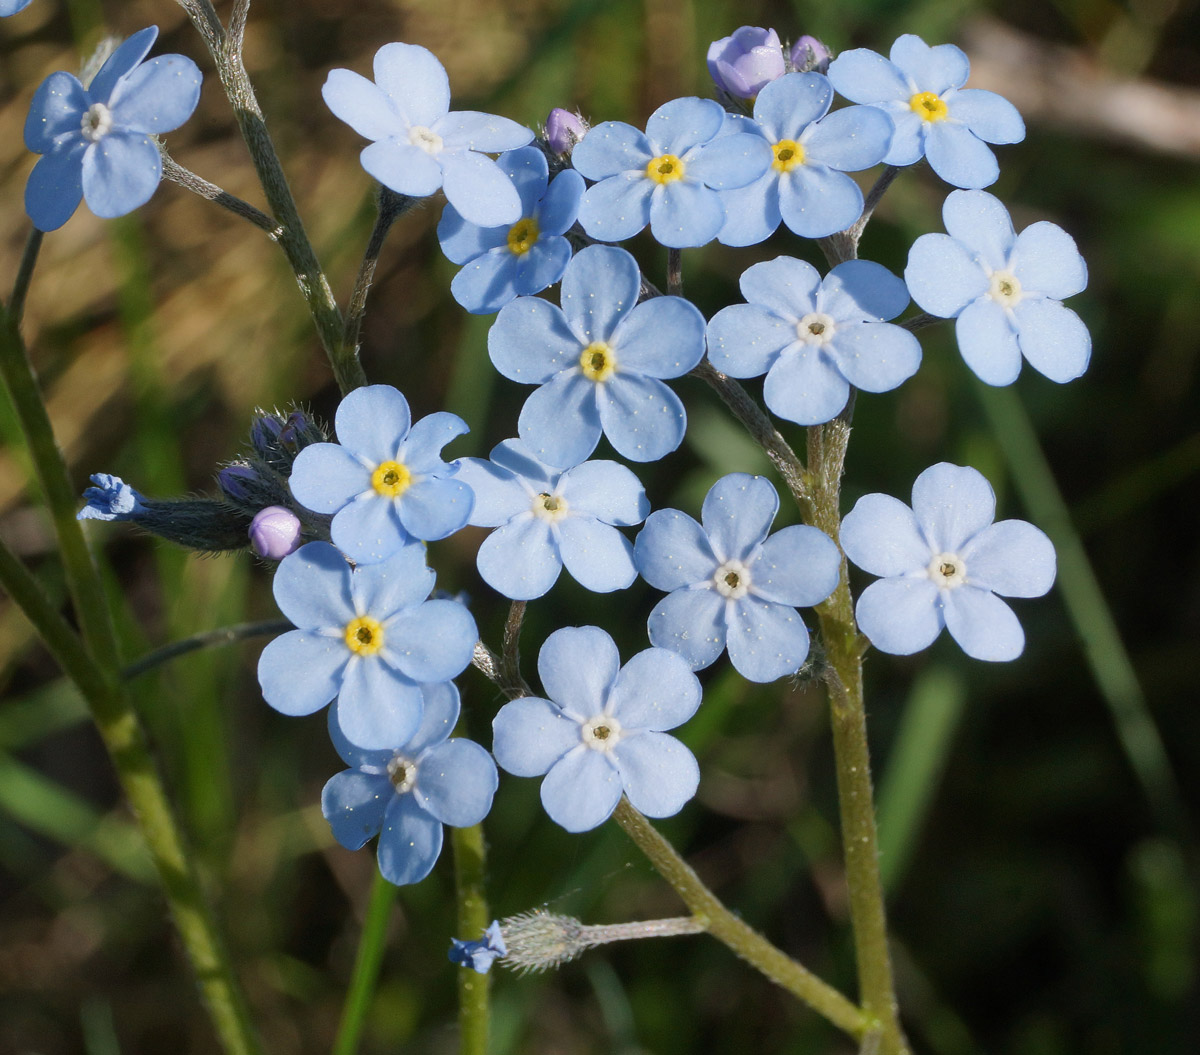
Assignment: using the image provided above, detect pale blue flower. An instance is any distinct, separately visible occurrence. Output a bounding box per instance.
[707,256,921,425]
[437,146,584,314]
[841,463,1056,661]
[448,921,507,973]
[322,683,497,886]
[706,27,786,100]
[23,26,202,231]
[905,189,1090,385]
[716,74,893,244]
[571,96,771,247]
[288,385,473,564]
[258,541,477,750]
[488,245,705,467]
[635,474,840,682]
[322,42,533,227]
[826,34,1024,189]
[492,626,701,832]
[78,473,145,521]
[1,0,35,15]
[454,439,649,600]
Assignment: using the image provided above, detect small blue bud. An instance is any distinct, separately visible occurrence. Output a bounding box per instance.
[448,921,507,974]
[545,108,587,155]
[789,35,831,74]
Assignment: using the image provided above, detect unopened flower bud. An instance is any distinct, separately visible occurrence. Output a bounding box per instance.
[249,412,285,456]
[545,108,587,155]
[790,34,831,74]
[706,26,785,100]
[217,464,258,502]
[249,505,302,560]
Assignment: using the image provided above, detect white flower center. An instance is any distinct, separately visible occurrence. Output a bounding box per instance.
[387,754,418,793]
[927,552,967,589]
[580,715,621,752]
[713,558,751,600]
[80,102,113,142]
[531,491,569,523]
[409,125,444,155]
[988,270,1023,308]
[796,312,836,345]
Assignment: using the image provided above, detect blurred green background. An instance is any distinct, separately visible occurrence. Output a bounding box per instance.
[1,0,1198,1052]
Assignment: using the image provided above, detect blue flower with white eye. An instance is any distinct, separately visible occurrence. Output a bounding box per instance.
[257,541,476,750]
[437,146,584,314]
[570,96,772,248]
[905,189,1090,386]
[488,244,706,467]
[454,439,649,600]
[322,684,497,886]
[635,474,840,682]
[716,74,893,245]
[322,43,533,227]
[706,256,921,426]
[841,463,1056,661]
[492,626,701,833]
[826,34,1024,189]
[1,0,35,15]
[288,385,473,565]
[23,26,202,231]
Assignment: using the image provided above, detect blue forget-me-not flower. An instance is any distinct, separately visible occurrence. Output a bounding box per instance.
[488,245,706,467]
[322,683,497,886]
[841,463,1056,661]
[571,96,772,247]
[448,921,507,973]
[289,385,473,564]
[78,473,145,521]
[23,26,202,231]
[257,541,477,750]
[437,146,584,314]
[905,189,1090,386]
[322,42,533,227]
[1,0,35,15]
[635,474,840,682]
[454,439,649,600]
[492,626,702,832]
[706,257,921,425]
[826,34,1024,189]
[716,73,894,244]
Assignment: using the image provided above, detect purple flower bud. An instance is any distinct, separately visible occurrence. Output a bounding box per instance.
[545,108,587,155]
[789,34,831,74]
[249,505,302,560]
[250,412,285,456]
[218,464,258,502]
[706,26,785,100]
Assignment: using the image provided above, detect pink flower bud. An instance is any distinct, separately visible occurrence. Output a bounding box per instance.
[249,505,302,559]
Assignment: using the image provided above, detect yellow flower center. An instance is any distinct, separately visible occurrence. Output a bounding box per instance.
[579,341,617,382]
[371,460,411,498]
[507,217,539,256]
[344,615,384,655]
[645,154,685,185]
[910,91,949,122]
[772,139,805,172]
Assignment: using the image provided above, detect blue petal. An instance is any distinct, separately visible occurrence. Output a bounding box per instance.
[960,520,1056,598]
[440,150,523,227]
[882,110,927,167]
[519,373,603,468]
[646,589,727,670]
[753,525,840,606]
[437,205,509,265]
[762,345,852,426]
[360,139,443,197]
[1014,299,1091,383]
[821,259,910,322]
[826,49,909,105]
[612,732,699,818]
[331,495,408,565]
[1013,222,1087,299]
[336,658,424,749]
[950,89,1025,145]
[557,518,637,592]
[828,322,922,393]
[778,164,864,238]
[322,770,391,850]
[855,577,943,655]
[644,97,724,155]
[942,189,1015,271]
[327,702,396,770]
[454,456,530,526]
[351,542,436,619]
[706,303,794,378]
[371,42,450,128]
[635,509,717,590]
[649,180,724,248]
[613,296,705,378]
[570,120,652,180]
[489,297,580,384]
[109,55,202,133]
[322,69,405,141]
[943,587,1024,661]
[25,142,86,232]
[578,172,653,243]
[686,133,773,191]
[561,244,641,343]
[911,462,996,553]
[804,104,893,171]
[925,123,999,189]
[537,625,620,717]
[739,255,820,318]
[414,740,497,826]
[753,73,832,140]
[476,517,561,600]
[289,443,372,514]
[540,749,622,832]
[24,72,88,153]
[436,111,534,154]
[400,412,469,473]
[377,795,443,885]
[81,131,161,218]
[716,174,781,247]
[841,493,931,577]
[406,681,461,755]
[700,473,778,562]
[725,597,810,682]
[499,146,549,215]
[537,168,585,236]
[258,629,345,716]
[955,298,1023,386]
[513,238,573,297]
[88,27,159,102]
[890,35,969,93]
[905,233,988,317]
[559,460,648,525]
[272,541,354,628]
[608,647,701,729]
[450,250,522,313]
[489,438,557,485]
[599,374,687,462]
[385,599,477,683]
[492,696,582,777]
[335,385,411,464]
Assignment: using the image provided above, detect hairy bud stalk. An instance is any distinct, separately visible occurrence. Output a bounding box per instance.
[498,911,704,973]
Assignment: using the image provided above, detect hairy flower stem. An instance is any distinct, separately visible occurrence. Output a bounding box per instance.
[452,824,492,1055]
[612,800,867,1038]
[343,189,417,356]
[160,151,283,239]
[121,619,293,681]
[0,309,263,1055]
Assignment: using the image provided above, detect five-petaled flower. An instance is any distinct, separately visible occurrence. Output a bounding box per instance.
[635,474,840,682]
[840,463,1056,661]
[905,189,1090,385]
[322,683,497,886]
[23,26,202,231]
[492,626,702,832]
[258,541,477,750]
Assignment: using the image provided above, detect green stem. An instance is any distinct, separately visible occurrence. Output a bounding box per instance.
[122,619,292,681]
[9,228,43,326]
[612,799,866,1040]
[332,870,399,1055]
[452,824,492,1055]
